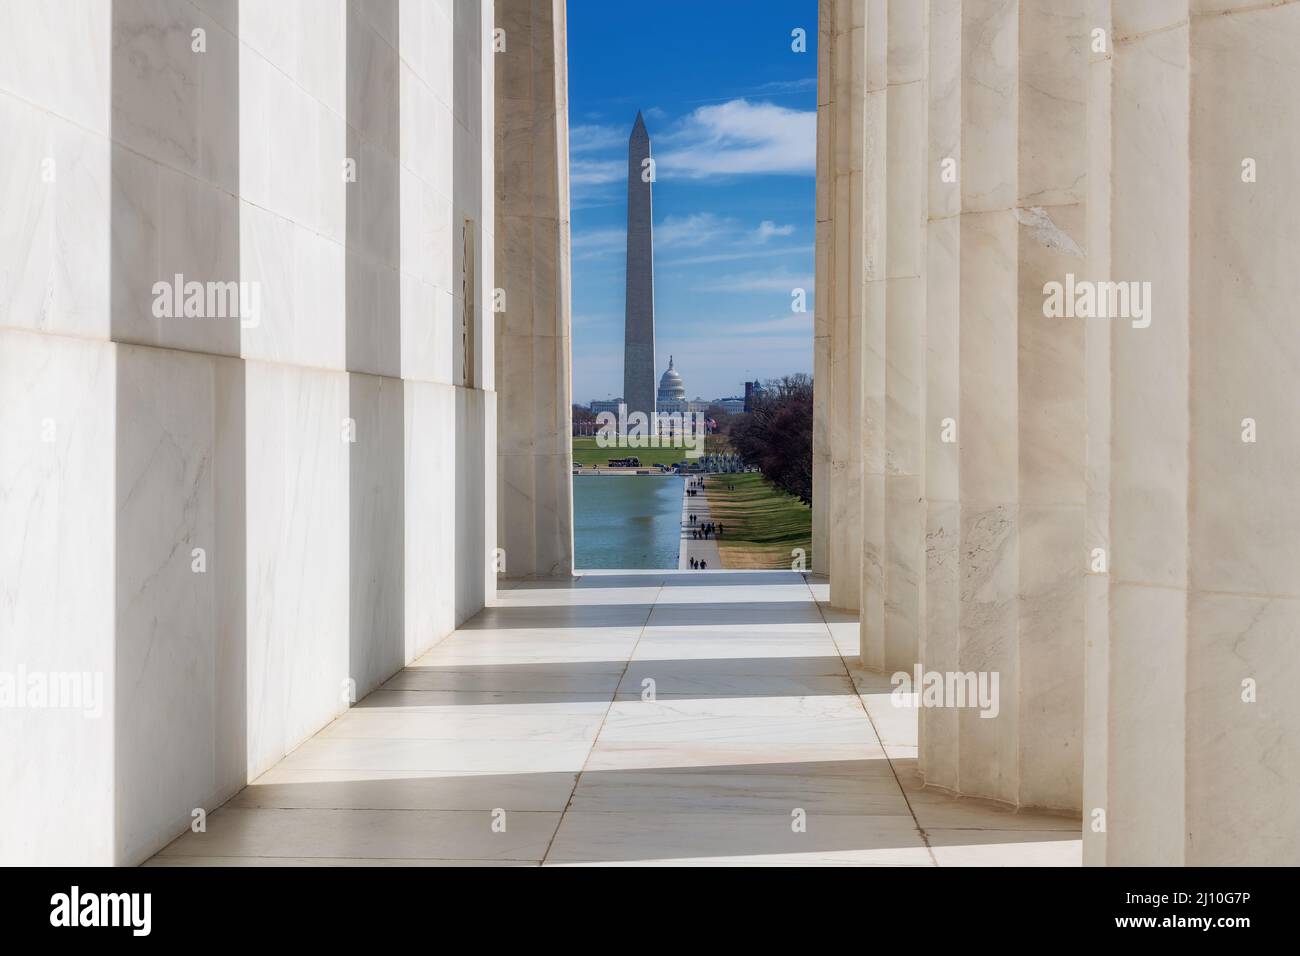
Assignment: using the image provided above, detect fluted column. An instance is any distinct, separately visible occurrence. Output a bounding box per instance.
[494,0,575,579]
[920,0,962,787]
[1087,0,1300,866]
[916,0,1089,810]
[950,0,1023,804]
[858,0,887,659]
[815,0,1300,854]
[861,0,928,672]
[1013,0,1089,810]
[812,0,834,576]
[1080,0,1113,867]
[822,0,867,609]
[1088,0,1194,867]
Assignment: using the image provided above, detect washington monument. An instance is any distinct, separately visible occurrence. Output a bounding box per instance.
[623,111,656,428]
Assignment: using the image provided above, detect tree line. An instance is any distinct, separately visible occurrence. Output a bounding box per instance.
[727,374,813,505]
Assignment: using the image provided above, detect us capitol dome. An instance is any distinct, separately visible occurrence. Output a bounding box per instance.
[657,355,686,407]
[655,356,709,420]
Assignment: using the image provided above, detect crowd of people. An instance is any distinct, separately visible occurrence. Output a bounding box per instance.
[689,516,722,540]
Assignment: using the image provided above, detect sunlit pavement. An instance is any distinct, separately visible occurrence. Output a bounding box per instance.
[151,572,1081,866]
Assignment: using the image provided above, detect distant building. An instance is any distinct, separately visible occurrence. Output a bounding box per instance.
[656,355,687,414]
[587,364,744,428]
[714,397,746,415]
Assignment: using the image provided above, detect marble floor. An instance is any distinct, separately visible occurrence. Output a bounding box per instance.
[150,572,1082,866]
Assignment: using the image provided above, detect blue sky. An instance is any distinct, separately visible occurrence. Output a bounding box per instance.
[567,0,818,404]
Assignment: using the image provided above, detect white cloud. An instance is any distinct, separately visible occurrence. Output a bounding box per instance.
[753,77,818,95]
[655,213,732,249]
[569,100,814,189]
[571,226,625,260]
[697,272,814,294]
[727,314,817,335]
[658,99,815,179]
[576,212,810,266]
[682,78,818,106]
[569,123,625,154]
[659,243,813,269]
[755,220,795,242]
[570,157,624,186]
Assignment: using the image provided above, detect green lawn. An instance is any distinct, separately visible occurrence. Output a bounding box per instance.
[704,473,812,570]
[572,435,732,470]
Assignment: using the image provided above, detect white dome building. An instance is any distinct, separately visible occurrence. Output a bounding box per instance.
[656,355,686,409]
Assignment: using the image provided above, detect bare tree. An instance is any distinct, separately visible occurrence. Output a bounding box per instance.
[728,374,813,504]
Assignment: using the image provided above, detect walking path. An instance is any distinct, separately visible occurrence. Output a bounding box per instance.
[149,571,1081,866]
[678,478,720,571]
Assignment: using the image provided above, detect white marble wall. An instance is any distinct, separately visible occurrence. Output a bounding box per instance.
[0,329,116,865]
[0,0,116,865]
[493,0,574,580]
[0,0,496,865]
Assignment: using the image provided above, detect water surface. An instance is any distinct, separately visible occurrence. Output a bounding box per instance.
[573,475,682,569]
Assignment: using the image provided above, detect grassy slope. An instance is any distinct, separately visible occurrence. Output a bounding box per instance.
[572,435,732,469]
[704,473,812,570]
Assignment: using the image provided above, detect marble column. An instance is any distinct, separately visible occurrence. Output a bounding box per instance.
[858,0,887,660]
[919,0,962,792]
[1013,0,1089,811]
[493,0,575,578]
[821,0,866,610]
[812,0,1300,851]
[812,0,833,577]
[860,0,928,673]
[1086,0,1300,866]
[916,0,1089,810]
[1080,0,1113,865]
